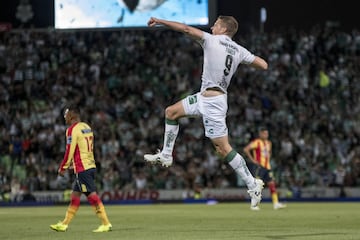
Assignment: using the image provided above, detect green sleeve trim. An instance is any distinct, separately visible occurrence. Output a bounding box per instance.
[224,149,237,162]
[166,118,179,125]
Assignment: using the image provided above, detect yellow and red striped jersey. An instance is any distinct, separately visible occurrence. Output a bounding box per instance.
[59,122,96,173]
[248,138,272,170]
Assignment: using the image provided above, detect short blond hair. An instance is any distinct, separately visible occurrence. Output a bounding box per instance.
[218,15,238,38]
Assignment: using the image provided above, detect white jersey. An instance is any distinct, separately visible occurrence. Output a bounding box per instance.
[198,32,255,94]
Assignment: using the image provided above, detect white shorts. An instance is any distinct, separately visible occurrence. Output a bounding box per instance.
[182,92,228,139]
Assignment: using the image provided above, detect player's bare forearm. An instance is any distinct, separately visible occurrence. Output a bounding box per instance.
[250,56,268,70]
[147,17,203,40]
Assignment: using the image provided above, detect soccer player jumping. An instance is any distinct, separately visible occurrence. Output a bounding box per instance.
[144,16,268,209]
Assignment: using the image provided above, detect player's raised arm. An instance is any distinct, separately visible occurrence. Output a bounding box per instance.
[250,56,268,70]
[147,17,203,40]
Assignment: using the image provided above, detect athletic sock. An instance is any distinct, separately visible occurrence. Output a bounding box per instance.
[272,192,279,205]
[268,181,279,205]
[88,194,111,225]
[161,118,179,156]
[63,195,80,225]
[225,150,256,189]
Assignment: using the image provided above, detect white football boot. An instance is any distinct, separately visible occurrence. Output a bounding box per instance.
[274,202,287,210]
[144,150,173,167]
[247,179,264,209]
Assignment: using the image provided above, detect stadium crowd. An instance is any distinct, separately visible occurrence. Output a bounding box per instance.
[0,23,359,201]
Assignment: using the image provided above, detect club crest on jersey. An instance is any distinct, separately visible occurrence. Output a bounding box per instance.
[81,129,92,134]
[67,136,72,144]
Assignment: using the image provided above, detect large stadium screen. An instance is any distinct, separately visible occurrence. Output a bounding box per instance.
[54,0,215,29]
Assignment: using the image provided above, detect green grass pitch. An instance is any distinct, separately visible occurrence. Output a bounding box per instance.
[0,202,359,240]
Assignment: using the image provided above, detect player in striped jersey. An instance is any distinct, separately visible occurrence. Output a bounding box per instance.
[244,126,287,210]
[50,106,112,232]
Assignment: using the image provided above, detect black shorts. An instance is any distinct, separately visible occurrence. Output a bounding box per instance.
[247,162,274,183]
[73,168,97,194]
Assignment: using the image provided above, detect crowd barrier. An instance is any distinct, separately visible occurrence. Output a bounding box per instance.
[2,187,359,206]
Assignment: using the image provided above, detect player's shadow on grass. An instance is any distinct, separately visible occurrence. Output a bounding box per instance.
[265,233,347,239]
